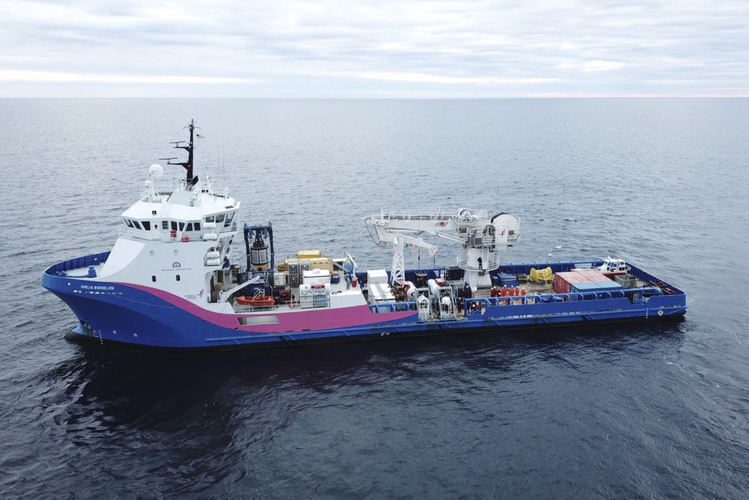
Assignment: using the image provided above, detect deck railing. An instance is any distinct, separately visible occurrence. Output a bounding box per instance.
[369,301,417,313]
[45,252,111,275]
[463,287,663,314]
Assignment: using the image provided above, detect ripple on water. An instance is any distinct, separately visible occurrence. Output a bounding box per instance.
[2,99,749,497]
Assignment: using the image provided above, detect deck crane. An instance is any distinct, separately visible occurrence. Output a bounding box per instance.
[364,208,520,289]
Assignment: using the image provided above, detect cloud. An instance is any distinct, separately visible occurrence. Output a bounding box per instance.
[354,72,559,85]
[0,70,260,84]
[582,61,624,73]
[1,0,748,97]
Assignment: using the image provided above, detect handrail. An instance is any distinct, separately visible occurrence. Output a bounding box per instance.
[464,287,663,311]
[376,209,489,221]
[369,301,417,313]
[45,252,111,275]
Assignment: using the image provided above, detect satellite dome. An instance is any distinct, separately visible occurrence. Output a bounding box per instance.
[149,163,164,178]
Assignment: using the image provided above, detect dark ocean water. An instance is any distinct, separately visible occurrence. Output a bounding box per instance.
[1,98,748,497]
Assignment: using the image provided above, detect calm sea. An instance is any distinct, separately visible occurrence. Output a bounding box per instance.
[1,98,748,497]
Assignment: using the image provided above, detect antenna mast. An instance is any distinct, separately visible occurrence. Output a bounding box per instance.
[165,119,197,182]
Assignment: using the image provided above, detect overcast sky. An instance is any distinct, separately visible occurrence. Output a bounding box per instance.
[2,0,748,98]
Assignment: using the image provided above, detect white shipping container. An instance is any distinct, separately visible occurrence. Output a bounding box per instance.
[367,269,389,285]
[303,269,331,284]
[369,283,395,302]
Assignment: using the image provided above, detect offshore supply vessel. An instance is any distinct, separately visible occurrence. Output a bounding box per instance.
[42,122,687,349]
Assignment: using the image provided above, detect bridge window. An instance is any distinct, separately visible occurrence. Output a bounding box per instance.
[142,221,151,230]
[133,220,142,230]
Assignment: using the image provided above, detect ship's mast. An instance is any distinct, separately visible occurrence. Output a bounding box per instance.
[165,119,197,183]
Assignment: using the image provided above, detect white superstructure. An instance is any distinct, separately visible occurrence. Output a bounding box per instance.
[85,121,241,312]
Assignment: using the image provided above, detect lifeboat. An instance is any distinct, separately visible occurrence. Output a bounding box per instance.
[236,295,275,307]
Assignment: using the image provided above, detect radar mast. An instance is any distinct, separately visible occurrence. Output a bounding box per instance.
[164,119,198,183]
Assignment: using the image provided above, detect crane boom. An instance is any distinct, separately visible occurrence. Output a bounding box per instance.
[365,208,520,288]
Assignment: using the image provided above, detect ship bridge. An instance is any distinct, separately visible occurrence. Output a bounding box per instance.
[119,167,239,243]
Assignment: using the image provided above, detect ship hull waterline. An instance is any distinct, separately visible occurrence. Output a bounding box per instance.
[43,256,687,351]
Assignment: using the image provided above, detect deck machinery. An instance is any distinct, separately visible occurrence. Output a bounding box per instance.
[365,208,521,289]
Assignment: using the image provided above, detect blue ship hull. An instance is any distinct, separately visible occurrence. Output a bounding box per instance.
[43,254,687,350]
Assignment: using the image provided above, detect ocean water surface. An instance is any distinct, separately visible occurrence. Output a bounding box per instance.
[0,98,748,496]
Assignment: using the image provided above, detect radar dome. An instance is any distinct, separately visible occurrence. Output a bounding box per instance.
[149,163,164,178]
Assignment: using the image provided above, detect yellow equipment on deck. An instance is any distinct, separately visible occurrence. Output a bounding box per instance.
[529,267,553,283]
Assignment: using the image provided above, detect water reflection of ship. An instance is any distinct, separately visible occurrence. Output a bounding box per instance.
[57,321,685,431]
